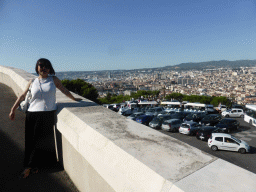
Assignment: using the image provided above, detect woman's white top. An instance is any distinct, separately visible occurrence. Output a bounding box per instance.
[28,76,57,112]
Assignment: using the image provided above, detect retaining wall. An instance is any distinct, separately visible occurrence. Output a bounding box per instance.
[1,65,256,192]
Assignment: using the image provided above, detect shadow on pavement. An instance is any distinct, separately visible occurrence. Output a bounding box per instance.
[0,131,78,192]
[249,146,256,154]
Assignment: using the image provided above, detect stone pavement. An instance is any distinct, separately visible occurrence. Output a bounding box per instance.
[0,83,79,192]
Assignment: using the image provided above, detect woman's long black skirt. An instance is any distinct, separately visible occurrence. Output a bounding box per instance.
[24,111,57,168]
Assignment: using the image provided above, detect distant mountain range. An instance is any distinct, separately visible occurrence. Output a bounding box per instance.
[56,60,256,75]
[161,60,256,71]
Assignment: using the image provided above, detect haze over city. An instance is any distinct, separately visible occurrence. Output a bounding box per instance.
[1,0,256,73]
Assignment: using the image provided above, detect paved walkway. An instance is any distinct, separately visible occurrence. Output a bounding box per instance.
[0,83,79,192]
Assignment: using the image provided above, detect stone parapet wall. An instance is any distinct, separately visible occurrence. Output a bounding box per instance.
[0,66,35,97]
[1,65,256,192]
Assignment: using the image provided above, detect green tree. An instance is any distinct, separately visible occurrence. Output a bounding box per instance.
[99,94,131,104]
[199,96,212,104]
[106,92,112,101]
[210,96,232,107]
[152,90,160,97]
[165,93,184,101]
[164,92,231,107]
[61,79,99,103]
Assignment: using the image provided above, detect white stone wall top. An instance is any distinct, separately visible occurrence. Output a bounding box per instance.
[58,104,216,183]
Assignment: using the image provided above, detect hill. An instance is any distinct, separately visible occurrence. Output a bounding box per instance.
[162,60,256,71]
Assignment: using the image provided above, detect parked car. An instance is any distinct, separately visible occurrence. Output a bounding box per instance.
[112,103,121,112]
[118,107,132,116]
[157,111,168,116]
[199,114,221,126]
[145,107,164,116]
[143,106,152,112]
[169,112,188,120]
[136,115,154,126]
[205,105,215,114]
[149,116,163,129]
[196,126,224,141]
[219,105,227,112]
[149,115,173,129]
[127,112,144,120]
[231,104,244,110]
[183,112,206,123]
[215,118,240,133]
[158,111,176,117]
[161,119,183,132]
[207,109,221,114]
[179,121,202,135]
[164,107,178,113]
[208,133,250,154]
[221,108,244,118]
[106,104,115,111]
[130,107,145,113]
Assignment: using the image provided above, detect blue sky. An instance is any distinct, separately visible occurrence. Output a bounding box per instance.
[1,0,256,73]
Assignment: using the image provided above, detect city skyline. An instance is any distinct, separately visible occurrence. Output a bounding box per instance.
[1,0,256,73]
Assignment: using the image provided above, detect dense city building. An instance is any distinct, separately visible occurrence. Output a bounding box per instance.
[56,66,256,105]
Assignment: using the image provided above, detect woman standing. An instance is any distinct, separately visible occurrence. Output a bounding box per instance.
[9,58,81,179]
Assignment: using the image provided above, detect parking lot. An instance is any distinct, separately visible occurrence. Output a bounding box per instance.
[157,117,256,174]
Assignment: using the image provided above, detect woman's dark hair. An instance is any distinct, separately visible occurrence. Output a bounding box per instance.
[35,58,55,75]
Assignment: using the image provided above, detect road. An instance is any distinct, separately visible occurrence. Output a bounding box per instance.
[157,117,256,174]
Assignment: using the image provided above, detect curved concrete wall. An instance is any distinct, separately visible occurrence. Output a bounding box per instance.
[1,65,256,192]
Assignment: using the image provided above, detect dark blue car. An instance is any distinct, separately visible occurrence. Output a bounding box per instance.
[136,115,154,126]
[215,118,240,133]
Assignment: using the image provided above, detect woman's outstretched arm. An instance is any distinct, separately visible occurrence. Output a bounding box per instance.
[53,76,82,101]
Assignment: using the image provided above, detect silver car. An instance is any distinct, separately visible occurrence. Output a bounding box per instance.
[161,119,182,132]
[179,121,201,135]
[221,108,244,118]
[145,107,164,116]
[208,133,250,154]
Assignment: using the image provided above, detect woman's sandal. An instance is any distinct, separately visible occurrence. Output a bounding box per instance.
[19,168,32,179]
[19,167,39,179]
